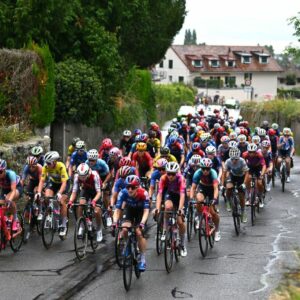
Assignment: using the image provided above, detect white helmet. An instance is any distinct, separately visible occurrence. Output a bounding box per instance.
[247,143,258,152]
[206,145,216,155]
[44,151,59,163]
[257,128,266,137]
[229,132,237,140]
[238,134,247,143]
[31,146,43,156]
[272,123,279,130]
[87,149,99,160]
[228,141,238,148]
[172,118,177,123]
[235,127,241,135]
[214,123,220,129]
[165,162,180,173]
[190,123,196,129]
[75,140,85,150]
[229,147,241,159]
[77,163,90,177]
[123,130,132,137]
[252,135,261,144]
[170,131,179,138]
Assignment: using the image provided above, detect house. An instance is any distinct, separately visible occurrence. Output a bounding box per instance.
[278,67,300,89]
[154,45,283,101]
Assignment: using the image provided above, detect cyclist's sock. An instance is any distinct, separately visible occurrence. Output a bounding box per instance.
[140,253,146,263]
[180,234,186,246]
[62,217,67,227]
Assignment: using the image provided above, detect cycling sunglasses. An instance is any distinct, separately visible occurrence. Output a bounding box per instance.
[0,170,5,174]
[126,185,138,190]
[201,167,210,171]
[167,172,176,177]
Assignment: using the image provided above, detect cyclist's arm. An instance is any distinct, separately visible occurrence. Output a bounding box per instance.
[58,180,67,195]
[213,182,218,200]
[8,182,17,202]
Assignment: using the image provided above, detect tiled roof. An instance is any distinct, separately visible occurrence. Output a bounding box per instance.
[171,45,283,73]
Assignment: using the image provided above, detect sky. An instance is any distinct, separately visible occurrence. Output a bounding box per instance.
[174,0,300,53]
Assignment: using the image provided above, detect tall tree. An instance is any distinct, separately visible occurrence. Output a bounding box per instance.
[192,29,197,44]
[184,29,191,45]
[264,45,275,56]
[287,13,300,58]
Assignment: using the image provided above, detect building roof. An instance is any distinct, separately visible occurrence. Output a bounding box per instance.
[171,45,283,73]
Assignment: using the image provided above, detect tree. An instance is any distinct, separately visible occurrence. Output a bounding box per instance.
[287,13,300,58]
[192,29,197,44]
[184,29,191,45]
[264,45,274,56]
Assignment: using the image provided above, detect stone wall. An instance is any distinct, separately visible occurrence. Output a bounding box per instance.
[0,136,51,175]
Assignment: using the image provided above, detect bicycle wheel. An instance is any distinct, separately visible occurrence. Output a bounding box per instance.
[164,228,173,273]
[22,206,32,243]
[156,212,163,255]
[10,213,24,252]
[41,212,55,249]
[90,218,98,252]
[134,248,141,279]
[250,192,256,226]
[123,239,133,291]
[271,167,275,188]
[281,166,286,192]
[198,215,208,257]
[232,197,241,235]
[115,228,125,268]
[74,217,88,260]
[187,204,194,242]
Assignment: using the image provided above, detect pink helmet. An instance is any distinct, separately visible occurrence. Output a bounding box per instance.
[155,158,168,169]
[102,138,113,149]
[109,147,120,157]
[119,157,132,167]
[118,166,133,178]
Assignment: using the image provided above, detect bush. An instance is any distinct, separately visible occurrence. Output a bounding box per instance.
[193,77,223,88]
[277,88,300,99]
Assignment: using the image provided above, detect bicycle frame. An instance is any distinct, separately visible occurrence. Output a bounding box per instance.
[201,198,215,237]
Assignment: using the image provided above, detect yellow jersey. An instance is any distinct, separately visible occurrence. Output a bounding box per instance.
[68,145,75,156]
[41,161,69,184]
[148,138,161,151]
[153,154,177,166]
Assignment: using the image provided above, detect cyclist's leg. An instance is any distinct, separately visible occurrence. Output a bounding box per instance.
[135,209,147,267]
[286,156,291,176]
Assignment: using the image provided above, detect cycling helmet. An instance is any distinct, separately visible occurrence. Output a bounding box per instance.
[192,142,201,151]
[151,123,159,131]
[224,121,230,128]
[161,147,170,156]
[77,163,90,177]
[26,156,38,166]
[119,157,132,167]
[148,130,156,138]
[230,132,237,140]
[283,127,291,135]
[87,149,99,160]
[140,133,148,143]
[214,123,220,129]
[268,129,276,136]
[229,147,241,159]
[72,137,80,146]
[135,135,141,142]
[190,154,202,166]
[155,158,168,169]
[123,130,132,137]
[228,140,238,148]
[247,143,258,152]
[170,131,179,138]
[172,118,177,123]
[235,127,241,135]
[75,140,85,150]
[165,162,180,173]
[0,159,7,170]
[221,135,230,143]
[206,145,216,155]
[261,140,270,148]
[238,134,247,143]
[272,123,279,130]
[44,151,59,163]
[136,142,147,151]
[182,121,188,127]
[125,175,140,187]
[257,128,266,137]
[134,129,142,136]
[102,138,113,149]
[200,133,210,142]
[168,127,175,134]
[31,146,43,156]
[169,136,177,145]
[200,158,213,168]
[109,147,120,157]
[252,135,261,144]
[118,166,133,178]
[218,127,225,133]
[190,123,196,129]
[261,120,269,128]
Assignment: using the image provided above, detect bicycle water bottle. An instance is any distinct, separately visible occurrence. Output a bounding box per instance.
[106,216,112,227]
[87,218,92,231]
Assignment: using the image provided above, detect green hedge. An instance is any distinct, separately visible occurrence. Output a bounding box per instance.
[277,88,300,99]
[194,77,224,88]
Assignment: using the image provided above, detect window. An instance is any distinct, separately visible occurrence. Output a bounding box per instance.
[260,56,268,64]
[279,78,285,84]
[226,60,236,67]
[178,76,184,83]
[169,60,173,69]
[159,61,164,68]
[193,60,202,67]
[169,75,173,82]
[242,56,251,64]
[225,76,236,87]
[211,60,219,67]
[297,78,300,83]
[244,73,252,80]
[210,76,220,80]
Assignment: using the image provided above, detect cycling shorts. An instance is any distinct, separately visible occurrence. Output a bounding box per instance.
[79,189,102,205]
[197,184,214,203]
[123,207,144,226]
[163,191,180,210]
[45,180,70,195]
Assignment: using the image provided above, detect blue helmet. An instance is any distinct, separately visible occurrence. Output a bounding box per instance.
[0,159,7,170]
[134,129,142,136]
[125,175,140,187]
[169,136,177,145]
[192,142,201,151]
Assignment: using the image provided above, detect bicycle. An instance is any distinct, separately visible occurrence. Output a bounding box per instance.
[163,211,181,273]
[140,176,150,191]
[0,203,24,252]
[121,226,142,291]
[198,197,216,258]
[249,175,260,226]
[186,198,199,241]
[228,183,241,236]
[114,221,126,268]
[73,203,98,261]
[155,203,165,255]
[41,197,69,249]
[280,157,287,192]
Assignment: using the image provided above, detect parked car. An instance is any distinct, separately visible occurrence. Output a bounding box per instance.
[177,105,196,117]
[224,98,240,109]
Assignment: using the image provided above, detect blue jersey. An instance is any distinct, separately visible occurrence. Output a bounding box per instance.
[70,151,88,168]
[150,169,162,187]
[113,178,126,193]
[192,169,218,186]
[22,164,42,181]
[86,159,109,177]
[0,170,20,190]
[278,136,294,151]
[116,188,150,210]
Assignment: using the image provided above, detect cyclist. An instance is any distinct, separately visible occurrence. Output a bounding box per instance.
[237,134,248,155]
[132,142,153,178]
[119,130,134,156]
[261,140,273,192]
[65,137,80,169]
[185,142,205,164]
[277,127,294,183]
[167,137,185,168]
[35,151,69,237]
[99,138,113,162]
[149,122,162,143]
[153,147,177,165]
[224,148,249,222]
[68,140,87,178]
[243,143,266,207]
[113,175,150,271]
[30,145,45,166]
[0,159,23,235]
[147,130,161,157]
[155,162,187,257]
[190,158,221,241]
[68,163,103,242]
[183,155,201,201]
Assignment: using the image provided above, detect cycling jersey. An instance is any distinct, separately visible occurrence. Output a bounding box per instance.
[72,171,101,193]
[278,136,294,156]
[70,151,88,168]
[186,149,205,163]
[150,169,162,187]
[148,138,161,152]
[238,142,248,155]
[153,154,177,164]
[183,163,198,187]
[41,162,69,184]
[224,158,249,177]
[158,173,186,195]
[116,188,150,210]
[192,169,218,186]
[169,142,184,162]
[86,158,109,177]
[22,164,42,181]
[113,178,126,193]
[68,145,75,156]
[119,137,134,156]
[107,157,122,177]
[218,144,230,162]
[132,152,152,170]
[242,151,265,169]
[209,156,222,174]
[0,170,21,190]
[262,151,272,168]
[37,156,45,166]
[269,136,278,156]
